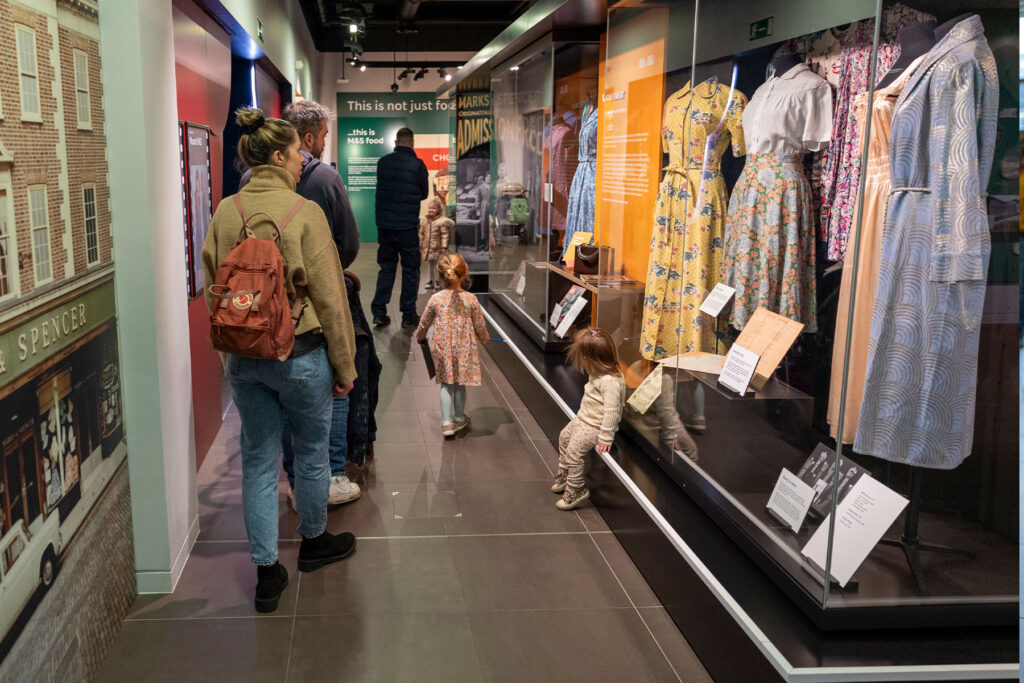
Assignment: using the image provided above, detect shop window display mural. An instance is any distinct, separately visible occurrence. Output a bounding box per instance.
[0,1,135,680]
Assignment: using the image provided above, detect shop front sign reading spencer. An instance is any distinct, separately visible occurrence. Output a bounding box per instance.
[0,279,114,382]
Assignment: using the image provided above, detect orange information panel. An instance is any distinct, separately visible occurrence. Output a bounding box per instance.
[595,8,668,282]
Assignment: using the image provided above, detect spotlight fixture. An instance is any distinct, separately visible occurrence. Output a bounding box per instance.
[414,67,428,81]
[510,65,519,71]
[438,67,448,80]
[360,64,367,72]
[349,23,358,33]
[391,82,399,93]
[347,56,359,67]
[398,68,414,80]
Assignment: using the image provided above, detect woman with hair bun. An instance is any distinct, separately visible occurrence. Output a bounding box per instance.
[202,107,358,613]
[415,253,490,437]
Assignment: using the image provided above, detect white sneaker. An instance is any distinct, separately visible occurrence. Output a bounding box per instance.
[328,475,361,505]
[442,421,456,437]
[454,416,471,434]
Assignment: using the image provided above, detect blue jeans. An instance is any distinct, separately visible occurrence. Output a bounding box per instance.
[228,347,332,565]
[371,228,420,323]
[281,396,349,487]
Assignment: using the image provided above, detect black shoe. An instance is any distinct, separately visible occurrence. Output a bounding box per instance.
[298,531,357,572]
[401,318,419,330]
[254,562,289,613]
[372,315,391,327]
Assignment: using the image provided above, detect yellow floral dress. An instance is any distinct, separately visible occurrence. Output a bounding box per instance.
[641,80,746,360]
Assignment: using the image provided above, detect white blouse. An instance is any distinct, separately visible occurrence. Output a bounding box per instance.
[742,63,833,155]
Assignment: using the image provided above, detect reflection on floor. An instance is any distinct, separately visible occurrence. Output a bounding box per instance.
[95,254,711,683]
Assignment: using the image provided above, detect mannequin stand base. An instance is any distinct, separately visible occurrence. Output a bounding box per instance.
[879,536,975,594]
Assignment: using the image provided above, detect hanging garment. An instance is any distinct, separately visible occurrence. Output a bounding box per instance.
[773,4,935,261]
[641,80,746,360]
[548,111,580,238]
[562,105,598,257]
[722,64,832,331]
[827,56,924,444]
[854,16,998,468]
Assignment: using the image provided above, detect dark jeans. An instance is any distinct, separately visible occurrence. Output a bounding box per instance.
[371,228,420,323]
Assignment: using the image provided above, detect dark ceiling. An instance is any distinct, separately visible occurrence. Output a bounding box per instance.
[298,0,533,55]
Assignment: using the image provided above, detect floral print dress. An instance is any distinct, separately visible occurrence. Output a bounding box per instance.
[419,289,489,386]
[641,80,746,360]
[722,64,832,332]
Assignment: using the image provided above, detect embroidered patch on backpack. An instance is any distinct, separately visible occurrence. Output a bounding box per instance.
[232,293,254,310]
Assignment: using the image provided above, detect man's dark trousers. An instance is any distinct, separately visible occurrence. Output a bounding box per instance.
[371,228,420,324]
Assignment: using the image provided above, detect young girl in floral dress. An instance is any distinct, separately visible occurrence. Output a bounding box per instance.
[416,253,490,437]
[552,327,626,510]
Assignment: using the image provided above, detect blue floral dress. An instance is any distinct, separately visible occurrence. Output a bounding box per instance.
[641,80,746,359]
[562,105,598,257]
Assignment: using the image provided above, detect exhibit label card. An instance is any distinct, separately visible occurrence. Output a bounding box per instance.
[626,364,663,414]
[718,344,759,395]
[658,353,727,375]
[550,303,562,329]
[766,468,815,532]
[699,283,737,317]
[800,475,909,587]
[554,297,588,338]
[567,231,594,249]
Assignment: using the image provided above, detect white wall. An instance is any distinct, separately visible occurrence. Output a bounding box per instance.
[217,0,319,100]
[100,0,199,593]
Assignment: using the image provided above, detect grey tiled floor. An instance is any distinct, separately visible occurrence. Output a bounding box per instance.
[96,256,711,683]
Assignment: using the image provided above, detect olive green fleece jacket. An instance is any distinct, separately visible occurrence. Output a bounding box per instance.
[201,165,357,385]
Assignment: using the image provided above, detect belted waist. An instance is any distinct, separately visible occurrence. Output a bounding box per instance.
[748,152,804,164]
[663,164,723,178]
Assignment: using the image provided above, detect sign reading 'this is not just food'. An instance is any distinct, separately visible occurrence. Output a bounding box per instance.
[336,93,453,242]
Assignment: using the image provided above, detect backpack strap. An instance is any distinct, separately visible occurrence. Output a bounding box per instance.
[278,198,307,233]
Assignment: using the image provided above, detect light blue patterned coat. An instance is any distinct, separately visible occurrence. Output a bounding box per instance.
[854,16,998,469]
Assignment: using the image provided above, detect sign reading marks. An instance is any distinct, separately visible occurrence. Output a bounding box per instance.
[749,16,774,41]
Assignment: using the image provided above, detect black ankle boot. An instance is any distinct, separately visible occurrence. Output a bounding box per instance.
[298,530,357,572]
[254,562,288,613]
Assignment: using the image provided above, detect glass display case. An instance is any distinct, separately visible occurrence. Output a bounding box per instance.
[488,39,604,350]
[595,0,1018,624]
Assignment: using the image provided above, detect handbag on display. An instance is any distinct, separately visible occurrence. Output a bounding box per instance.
[574,244,611,275]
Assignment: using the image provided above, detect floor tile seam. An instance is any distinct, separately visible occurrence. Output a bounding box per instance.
[283,572,300,683]
[196,531,601,545]
[122,615,295,622]
[584,530,683,683]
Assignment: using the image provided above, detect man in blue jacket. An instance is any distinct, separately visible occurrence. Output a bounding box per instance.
[371,127,429,329]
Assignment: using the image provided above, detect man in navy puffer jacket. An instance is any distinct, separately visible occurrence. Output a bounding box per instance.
[371,127,429,328]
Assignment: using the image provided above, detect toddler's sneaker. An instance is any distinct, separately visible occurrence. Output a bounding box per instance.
[442,421,456,437]
[556,487,590,511]
[328,475,361,505]
[454,415,471,434]
[551,469,568,493]
[424,281,435,290]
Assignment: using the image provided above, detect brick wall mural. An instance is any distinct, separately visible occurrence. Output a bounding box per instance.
[0,0,135,679]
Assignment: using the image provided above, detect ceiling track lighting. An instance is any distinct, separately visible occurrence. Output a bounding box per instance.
[414,67,428,81]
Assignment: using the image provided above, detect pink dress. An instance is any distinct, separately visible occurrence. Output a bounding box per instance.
[420,289,489,386]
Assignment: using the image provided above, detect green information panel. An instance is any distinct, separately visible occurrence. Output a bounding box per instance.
[336,93,453,242]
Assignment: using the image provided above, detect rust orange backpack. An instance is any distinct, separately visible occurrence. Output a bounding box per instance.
[208,194,307,360]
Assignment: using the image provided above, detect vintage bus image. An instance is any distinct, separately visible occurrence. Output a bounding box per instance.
[0,320,125,655]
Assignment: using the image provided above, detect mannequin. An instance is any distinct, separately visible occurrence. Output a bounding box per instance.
[876,20,936,88]
[770,51,803,77]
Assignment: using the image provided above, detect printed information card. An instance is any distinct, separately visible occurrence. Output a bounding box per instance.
[718,344,759,395]
[699,283,737,317]
[626,364,663,414]
[766,468,816,532]
[800,475,909,587]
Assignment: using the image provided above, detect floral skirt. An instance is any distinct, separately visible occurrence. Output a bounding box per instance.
[722,153,816,332]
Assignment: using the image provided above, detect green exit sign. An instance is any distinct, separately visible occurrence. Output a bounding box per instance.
[749,16,774,41]
[257,17,264,42]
